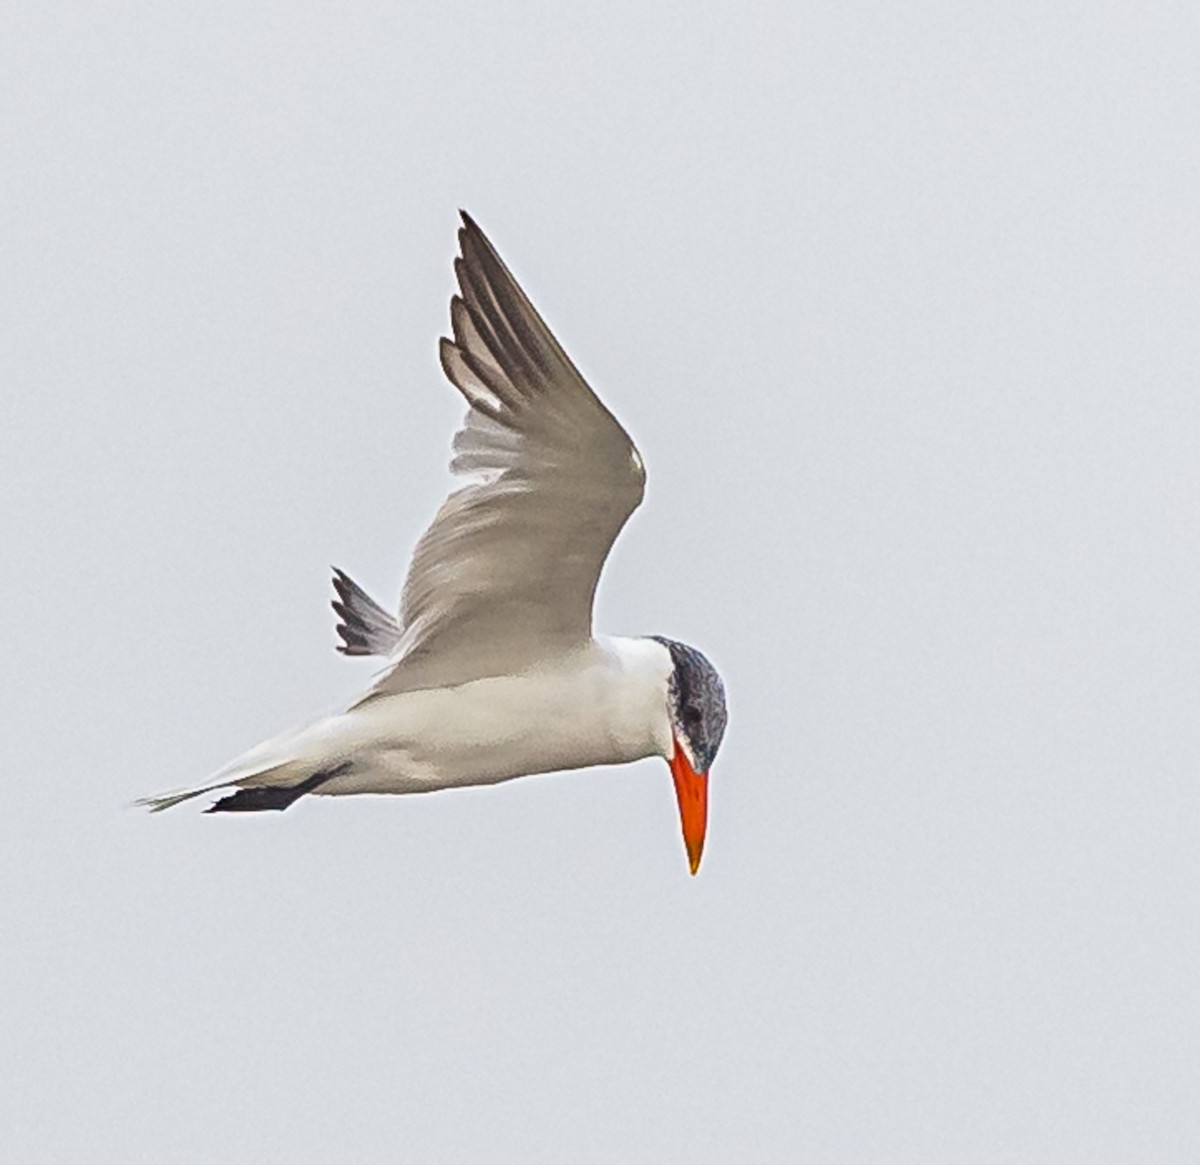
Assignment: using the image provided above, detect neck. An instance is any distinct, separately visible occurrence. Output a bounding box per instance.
[590,636,676,760]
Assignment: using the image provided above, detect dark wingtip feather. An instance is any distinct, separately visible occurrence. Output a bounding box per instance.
[329,567,402,657]
[204,768,346,813]
[458,212,501,266]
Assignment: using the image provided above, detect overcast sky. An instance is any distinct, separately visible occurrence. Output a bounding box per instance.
[4,3,1200,1162]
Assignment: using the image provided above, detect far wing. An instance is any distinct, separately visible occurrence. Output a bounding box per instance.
[360,214,645,698]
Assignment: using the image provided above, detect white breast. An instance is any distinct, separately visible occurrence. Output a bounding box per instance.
[310,636,676,796]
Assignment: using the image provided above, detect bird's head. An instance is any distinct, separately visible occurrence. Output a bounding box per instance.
[651,636,728,875]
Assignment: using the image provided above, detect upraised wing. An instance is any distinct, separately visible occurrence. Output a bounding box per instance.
[358,213,645,699]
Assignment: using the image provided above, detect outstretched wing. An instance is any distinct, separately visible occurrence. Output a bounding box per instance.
[360,213,645,699]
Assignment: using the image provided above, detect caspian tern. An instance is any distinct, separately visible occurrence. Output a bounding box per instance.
[141,213,728,874]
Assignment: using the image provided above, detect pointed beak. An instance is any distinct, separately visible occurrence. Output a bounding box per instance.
[669,739,709,875]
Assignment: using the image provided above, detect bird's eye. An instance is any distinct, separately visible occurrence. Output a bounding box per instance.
[682,705,702,726]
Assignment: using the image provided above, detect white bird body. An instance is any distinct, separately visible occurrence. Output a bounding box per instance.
[143,214,727,872]
[196,637,674,802]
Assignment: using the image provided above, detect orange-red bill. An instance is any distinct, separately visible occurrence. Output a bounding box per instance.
[669,739,709,875]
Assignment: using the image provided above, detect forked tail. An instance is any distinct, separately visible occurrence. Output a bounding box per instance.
[138,742,352,814]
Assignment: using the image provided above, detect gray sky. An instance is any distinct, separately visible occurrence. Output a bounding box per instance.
[4,2,1199,1161]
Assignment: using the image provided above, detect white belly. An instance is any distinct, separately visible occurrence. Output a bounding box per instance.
[306,637,674,796]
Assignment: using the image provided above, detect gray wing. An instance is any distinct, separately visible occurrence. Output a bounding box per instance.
[358,213,645,699]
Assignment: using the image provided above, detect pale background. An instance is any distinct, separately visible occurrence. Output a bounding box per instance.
[3,3,1199,1162]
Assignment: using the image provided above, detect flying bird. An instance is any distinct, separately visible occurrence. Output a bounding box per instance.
[141,213,728,874]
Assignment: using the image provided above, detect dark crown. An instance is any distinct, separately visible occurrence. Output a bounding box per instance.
[650,636,728,772]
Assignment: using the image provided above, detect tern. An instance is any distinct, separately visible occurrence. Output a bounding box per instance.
[141,214,728,874]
